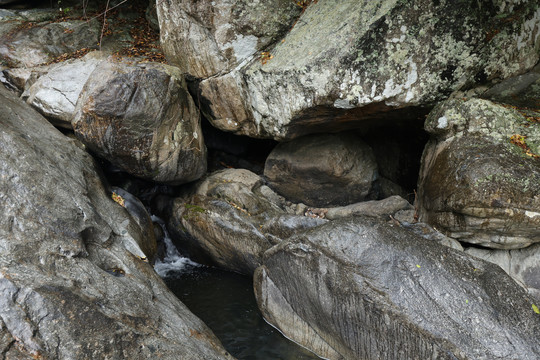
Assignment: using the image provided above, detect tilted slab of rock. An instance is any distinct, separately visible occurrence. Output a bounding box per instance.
[264,133,378,207]
[0,85,233,359]
[0,10,99,68]
[192,0,539,140]
[169,169,326,274]
[157,0,302,79]
[254,217,540,360]
[20,51,105,128]
[419,97,540,249]
[466,243,540,303]
[72,58,207,184]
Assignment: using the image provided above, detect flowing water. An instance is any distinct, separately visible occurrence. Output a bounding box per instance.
[154,221,321,360]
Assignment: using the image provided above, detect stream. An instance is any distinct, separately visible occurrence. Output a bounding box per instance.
[154,223,321,360]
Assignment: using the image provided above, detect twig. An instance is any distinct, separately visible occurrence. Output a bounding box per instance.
[98,0,111,51]
[85,0,128,24]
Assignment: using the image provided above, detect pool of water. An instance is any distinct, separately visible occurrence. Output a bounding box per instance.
[162,265,320,360]
[153,226,320,360]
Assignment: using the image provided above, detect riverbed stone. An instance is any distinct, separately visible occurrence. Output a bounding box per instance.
[264,133,378,207]
[169,169,326,274]
[255,216,540,360]
[418,97,540,249]
[0,84,233,359]
[157,0,301,79]
[193,0,539,140]
[72,57,207,184]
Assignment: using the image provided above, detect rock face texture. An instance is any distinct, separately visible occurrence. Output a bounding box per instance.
[0,85,233,360]
[72,58,207,184]
[21,52,105,128]
[264,133,378,207]
[169,169,326,274]
[418,97,540,249]
[255,217,540,360]
[157,0,540,140]
[466,243,540,303]
[157,0,301,79]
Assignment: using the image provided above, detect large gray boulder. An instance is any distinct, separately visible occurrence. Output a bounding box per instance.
[264,133,378,207]
[0,85,233,360]
[418,97,540,249]
[169,169,326,274]
[255,217,540,360]
[186,0,540,140]
[72,58,207,184]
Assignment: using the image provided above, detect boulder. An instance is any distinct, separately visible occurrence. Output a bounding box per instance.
[0,13,99,68]
[72,57,207,184]
[169,169,326,274]
[264,133,378,207]
[255,217,540,360]
[418,97,540,249]
[157,0,301,79]
[20,51,105,128]
[0,85,233,359]
[466,243,540,302]
[189,0,540,140]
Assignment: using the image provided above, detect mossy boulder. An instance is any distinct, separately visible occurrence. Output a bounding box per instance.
[419,96,540,249]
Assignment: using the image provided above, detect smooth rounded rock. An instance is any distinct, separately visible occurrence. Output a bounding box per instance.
[264,133,378,207]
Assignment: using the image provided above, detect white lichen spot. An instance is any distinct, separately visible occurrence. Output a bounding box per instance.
[333,99,355,109]
[437,116,448,129]
[525,210,540,219]
[192,131,198,139]
[226,34,259,63]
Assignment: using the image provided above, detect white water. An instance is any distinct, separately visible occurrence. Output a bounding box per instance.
[152,215,200,278]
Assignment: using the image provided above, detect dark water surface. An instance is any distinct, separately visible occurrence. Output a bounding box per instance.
[162,265,321,360]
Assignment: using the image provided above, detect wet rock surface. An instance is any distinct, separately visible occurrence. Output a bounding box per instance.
[0,84,233,360]
[255,216,540,360]
[1,1,539,358]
